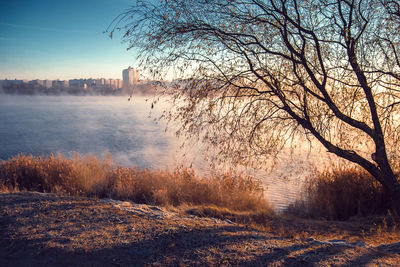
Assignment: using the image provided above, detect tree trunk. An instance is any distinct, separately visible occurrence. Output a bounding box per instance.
[381,171,400,215]
[391,184,400,215]
[370,166,400,215]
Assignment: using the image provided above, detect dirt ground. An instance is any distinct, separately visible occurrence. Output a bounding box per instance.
[1,192,399,266]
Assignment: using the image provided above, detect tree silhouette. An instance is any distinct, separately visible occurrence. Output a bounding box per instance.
[110,0,400,210]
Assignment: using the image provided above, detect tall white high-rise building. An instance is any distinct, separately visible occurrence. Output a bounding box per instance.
[122,66,139,87]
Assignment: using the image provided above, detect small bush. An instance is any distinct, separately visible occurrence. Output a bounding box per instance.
[287,166,391,220]
[0,153,272,214]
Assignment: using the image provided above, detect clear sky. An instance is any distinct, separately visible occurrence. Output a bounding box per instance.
[0,0,137,80]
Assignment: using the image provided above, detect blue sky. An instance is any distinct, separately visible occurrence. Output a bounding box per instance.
[0,0,137,80]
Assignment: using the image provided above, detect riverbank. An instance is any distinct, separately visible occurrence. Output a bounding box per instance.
[1,192,399,266]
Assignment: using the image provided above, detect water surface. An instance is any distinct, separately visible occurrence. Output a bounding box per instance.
[0,95,332,210]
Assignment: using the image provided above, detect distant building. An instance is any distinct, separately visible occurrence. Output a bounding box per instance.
[29,80,44,86]
[3,79,26,86]
[122,66,139,88]
[69,79,87,88]
[52,80,68,88]
[99,78,106,86]
[118,79,123,89]
[109,79,114,89]
[69,79,79,88]
[43,80,53,88]
[109,79,121,89]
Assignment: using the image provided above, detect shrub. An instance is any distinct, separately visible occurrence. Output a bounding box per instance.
[0,153,272,214]
[287,166,391,220]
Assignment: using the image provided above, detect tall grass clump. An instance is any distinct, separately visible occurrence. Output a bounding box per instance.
[0,154,272,213]
[287,166,391,220]
[0,153,113,197]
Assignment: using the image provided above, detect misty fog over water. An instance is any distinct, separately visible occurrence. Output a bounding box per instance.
[0,95,334,210]
[0,95,180,168]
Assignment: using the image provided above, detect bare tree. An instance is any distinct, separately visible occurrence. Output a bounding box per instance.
[109,0,400,210]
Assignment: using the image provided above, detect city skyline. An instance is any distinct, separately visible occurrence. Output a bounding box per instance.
[1,66,140,89]
[0,0,137,80]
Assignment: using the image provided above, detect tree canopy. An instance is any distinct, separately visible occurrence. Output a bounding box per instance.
[109,0,400,207]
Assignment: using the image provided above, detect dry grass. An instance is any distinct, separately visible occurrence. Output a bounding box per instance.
[185,205,273,226]
[185,205,400,245]
[2,155,400,254]
[4,192,399,266]
[286,166,392,220]
[0,153,272,214]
